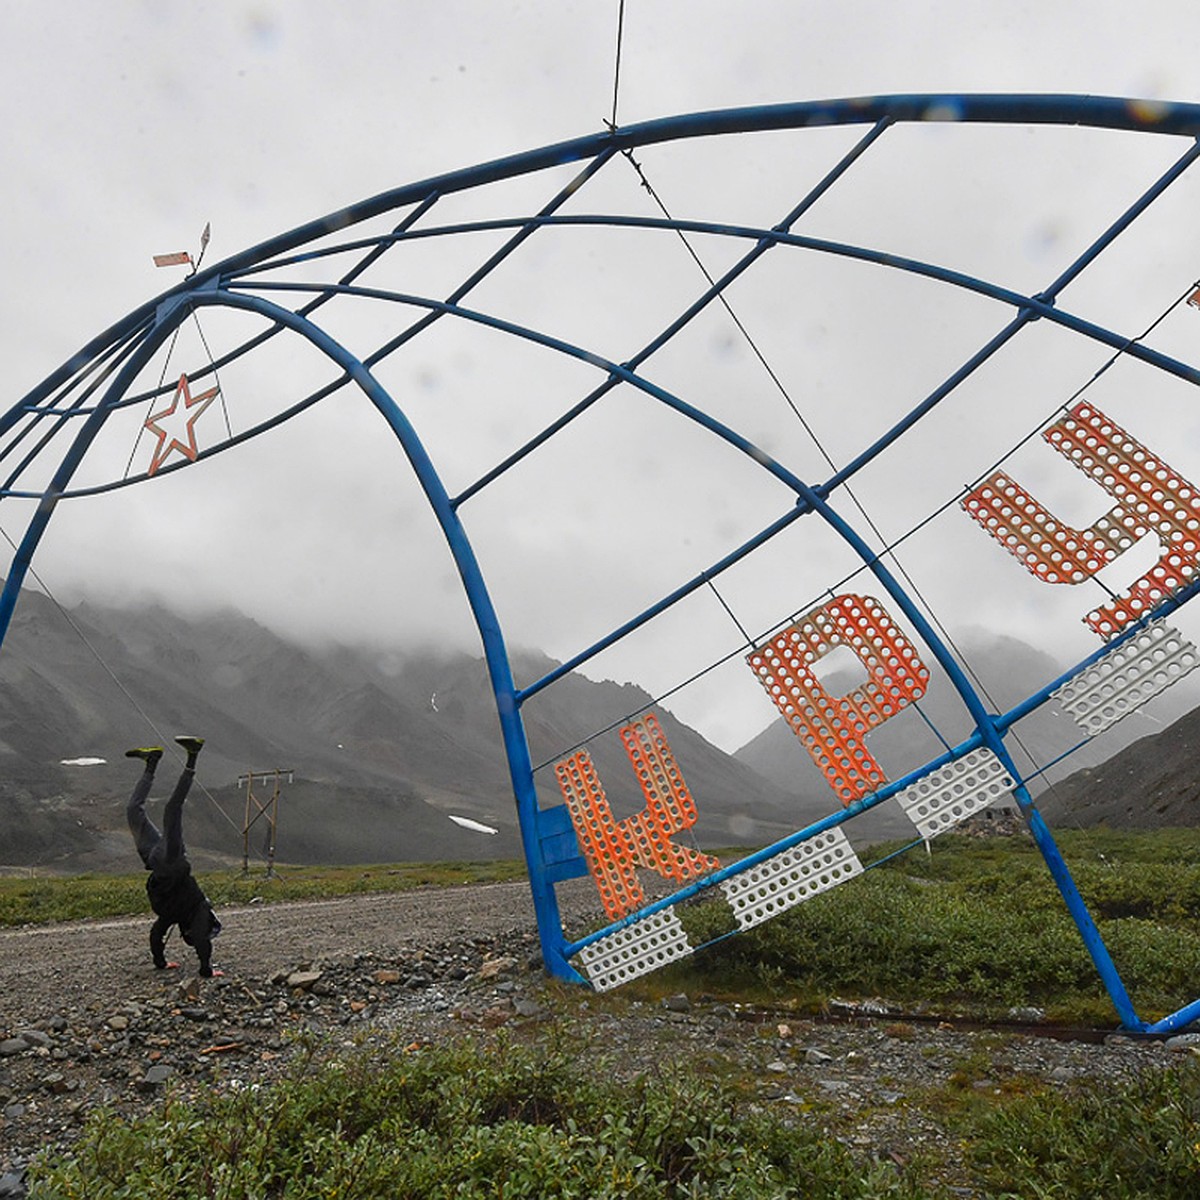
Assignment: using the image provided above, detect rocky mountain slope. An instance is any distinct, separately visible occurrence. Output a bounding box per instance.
[733,628,1194,838]
[1036,701,1200,827]
[0,590,806,871]
[3,588,1198,874]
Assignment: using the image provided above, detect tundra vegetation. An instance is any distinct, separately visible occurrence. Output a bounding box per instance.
[16,828,1200,1198]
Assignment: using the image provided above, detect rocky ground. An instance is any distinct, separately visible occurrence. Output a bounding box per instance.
[1,880,1196,1197]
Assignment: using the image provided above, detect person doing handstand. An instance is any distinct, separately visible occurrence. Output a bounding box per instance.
[125,735,222,977]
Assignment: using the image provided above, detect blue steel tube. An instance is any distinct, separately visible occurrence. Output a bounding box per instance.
[188,288,585,983]
[790,481,1145,1030]
[0,312,192,650]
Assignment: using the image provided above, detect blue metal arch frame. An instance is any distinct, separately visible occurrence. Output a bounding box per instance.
[3,95,1200,1027]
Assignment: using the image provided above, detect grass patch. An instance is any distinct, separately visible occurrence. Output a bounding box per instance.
[29,1033,1200,1198]
[964,1060,1200,1198]
[0,859,526,927]
[650,829,1200,1023]
[28,1036,930,1199]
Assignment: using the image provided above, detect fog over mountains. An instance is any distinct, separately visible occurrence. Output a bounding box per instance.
[1,588,1196,874]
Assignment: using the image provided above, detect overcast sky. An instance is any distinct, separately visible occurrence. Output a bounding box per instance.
[4,1,1200,756]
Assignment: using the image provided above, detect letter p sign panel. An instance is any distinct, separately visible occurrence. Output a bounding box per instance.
[746,594,930,805]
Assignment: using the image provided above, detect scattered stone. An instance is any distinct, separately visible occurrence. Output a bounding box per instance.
[176,978,202,1003]
[287,970,324,991]
[661,994,690,1013]
[477,956,517,981]
[374,970,401,985]
[859,997,898,1017]
[1165,1032,1200,1052]
[0,1039,27,1058]
[1007,1007,1046,1024]
[805,1047,833,1064]
[512,997,542,1018]
[0,1169,27,1199]
[137,1065,172,1092]
[105,1016,129,1032]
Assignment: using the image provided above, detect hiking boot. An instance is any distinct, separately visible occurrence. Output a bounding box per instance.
[125,746,164,767]
[174,736,205,757]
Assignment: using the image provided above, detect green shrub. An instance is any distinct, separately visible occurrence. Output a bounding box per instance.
[965,1062,1200,1199]
[30,1037,931,1199]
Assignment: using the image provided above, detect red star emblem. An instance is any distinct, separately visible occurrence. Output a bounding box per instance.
[144,374,220,475]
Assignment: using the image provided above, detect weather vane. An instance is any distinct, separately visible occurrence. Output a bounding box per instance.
[152,221,211,277]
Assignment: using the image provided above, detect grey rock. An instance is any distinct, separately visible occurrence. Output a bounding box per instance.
[662,993,691,1013]
[477,956,517,981]
[1007,1007,1046,1023]
[0,1039,27,1057]
[286,970,323,991]
[1165,1033,1200,1052]
[137,1065,172,1092]
[0,1168,27,1199]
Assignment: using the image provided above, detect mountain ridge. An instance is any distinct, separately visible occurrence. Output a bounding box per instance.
[0,590,808,871]
[4,591,1199,874]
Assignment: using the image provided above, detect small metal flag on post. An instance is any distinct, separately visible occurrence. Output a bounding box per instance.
[152,224,211,271]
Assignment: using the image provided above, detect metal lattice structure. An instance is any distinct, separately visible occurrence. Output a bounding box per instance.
[5,96,1200,1032]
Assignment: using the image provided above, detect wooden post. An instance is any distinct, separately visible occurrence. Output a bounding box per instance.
[237,768,293,877]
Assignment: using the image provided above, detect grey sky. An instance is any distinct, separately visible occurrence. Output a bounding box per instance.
[3,1,1200,755]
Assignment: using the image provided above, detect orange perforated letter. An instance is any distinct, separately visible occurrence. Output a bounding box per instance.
[962,401,1200,638]
[746,594,929,806]
[555,714,720,920]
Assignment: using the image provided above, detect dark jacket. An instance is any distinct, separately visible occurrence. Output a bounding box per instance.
[146,860,220,941]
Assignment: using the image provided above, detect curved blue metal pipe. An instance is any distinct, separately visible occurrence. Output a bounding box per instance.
[8,93,1200,444]
[170,287,587,985]
[2,95,1195,1015]
[789,481,1144,1030]
[0,318,185,651]
[172,94,1200,298]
